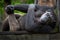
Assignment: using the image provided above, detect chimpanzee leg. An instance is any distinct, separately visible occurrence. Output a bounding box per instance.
[2,14,21,31]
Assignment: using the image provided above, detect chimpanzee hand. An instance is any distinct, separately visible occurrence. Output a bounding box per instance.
[5,5,14,15]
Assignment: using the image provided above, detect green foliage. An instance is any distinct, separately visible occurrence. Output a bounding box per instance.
[0,0,4,20]
[0,0,4,13]
[11,0,34,5]
[14,10,26,16]
[0,0,4,7]
[26,0,34,4]
[11,0,21,5]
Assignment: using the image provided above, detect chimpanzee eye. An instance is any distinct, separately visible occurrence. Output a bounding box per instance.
[11,7,13,8]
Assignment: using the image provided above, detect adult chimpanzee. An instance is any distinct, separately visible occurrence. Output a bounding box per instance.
[2,4,57,33]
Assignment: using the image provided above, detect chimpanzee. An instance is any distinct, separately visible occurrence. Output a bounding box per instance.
[2,4,57,33]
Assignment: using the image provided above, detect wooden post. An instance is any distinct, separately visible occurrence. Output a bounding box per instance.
[57,0,60,32]
[34,0,38,4]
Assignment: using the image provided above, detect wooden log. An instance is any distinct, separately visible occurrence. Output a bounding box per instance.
[0,31,59,35]
[0,31,28,35]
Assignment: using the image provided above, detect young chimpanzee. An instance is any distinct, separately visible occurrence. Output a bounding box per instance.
[2,4,57,33]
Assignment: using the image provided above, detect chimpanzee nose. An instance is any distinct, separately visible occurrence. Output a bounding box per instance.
[38,11,50,24]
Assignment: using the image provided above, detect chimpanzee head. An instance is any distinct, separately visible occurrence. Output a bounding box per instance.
[5,5,14,15]
[34,8,56,25]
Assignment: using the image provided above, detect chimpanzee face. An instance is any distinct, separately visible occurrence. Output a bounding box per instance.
[34,9,52,24]
[34,10,44,24]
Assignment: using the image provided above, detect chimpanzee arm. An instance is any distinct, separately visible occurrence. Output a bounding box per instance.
[14,4,29,13]
[6,4,53,13]
[14,4,41,13]
[14,4,42,13]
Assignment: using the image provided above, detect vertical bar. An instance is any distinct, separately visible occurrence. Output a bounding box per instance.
[57,0,60,32]
[34,0,38,4]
